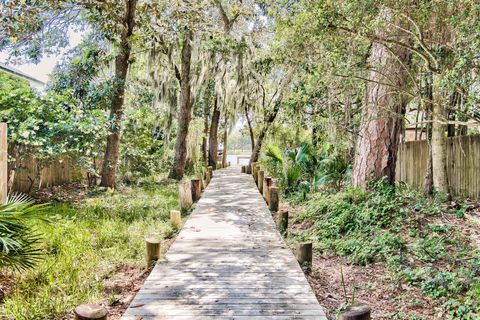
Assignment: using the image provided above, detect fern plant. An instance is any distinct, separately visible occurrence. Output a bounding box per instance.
[0,193,49,271]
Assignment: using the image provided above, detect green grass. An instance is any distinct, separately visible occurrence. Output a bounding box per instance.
[0,182,179,320]
[290,179,480,319]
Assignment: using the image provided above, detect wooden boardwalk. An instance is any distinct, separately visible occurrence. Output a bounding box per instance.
[123,167,326,320]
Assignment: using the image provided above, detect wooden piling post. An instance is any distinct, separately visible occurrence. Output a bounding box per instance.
[74,304,107,320]
[0,123,6,204]
[191,179,201,202]
[241,166,246,173]
[208,166,213,177]
[178,181,193,212]
[145,234,161,268]
[277,211,288,236]
[170,210,181,227]
[295,242,312,268]
[257,170,264,194]
[251,162,257,182]
[269,187,279,212]
[341,304,371,320]
[263,177,272,204]
[245,164,252,174]
[198,172,205,191]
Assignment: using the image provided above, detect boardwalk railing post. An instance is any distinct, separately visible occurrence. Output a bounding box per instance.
[170,210,181,227]
[269,187,279,212]
[295,242,312,269]
[207,166,213,182]
[263,177,272,204]
[179,181,193,212]
[251,162,257,182]
[198,171,205,191]
[145,234,161,268]
[241,166,246,173]
[257,170,264,194]
[341,304,371,320]
[191,179,201,202]
[277,211,288,236]
[255,164,260,185]
[75,304,107,320]
[245,163,252,174]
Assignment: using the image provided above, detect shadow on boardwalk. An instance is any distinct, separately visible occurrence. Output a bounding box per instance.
[122,167,327,319]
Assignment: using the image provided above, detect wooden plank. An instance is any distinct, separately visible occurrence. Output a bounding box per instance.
[122,167,326,319]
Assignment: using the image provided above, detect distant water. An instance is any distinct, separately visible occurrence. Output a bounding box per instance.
[226,154,251,167]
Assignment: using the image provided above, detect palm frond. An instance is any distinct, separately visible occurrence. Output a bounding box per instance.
[265,145,284,165]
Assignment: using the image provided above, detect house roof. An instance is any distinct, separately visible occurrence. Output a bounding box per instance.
[0,62,46,86]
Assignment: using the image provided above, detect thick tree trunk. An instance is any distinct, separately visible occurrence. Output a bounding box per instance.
[169,30,194,180]
[351,9,410,189]
[208,98,220,169]
[222,116,228,167]
[101,0,137,188]
[431,99,449,195]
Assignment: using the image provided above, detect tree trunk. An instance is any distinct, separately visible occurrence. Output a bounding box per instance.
[222,116,228,167]
[431,98,449,195]
[169,30,194,180]
[202,105,209,164]
[208,97,220,169]
[351,9,410,189]
[249,101,281,165]
[423,72,434,195]
[245,105,255,152]
[101,0,137,188]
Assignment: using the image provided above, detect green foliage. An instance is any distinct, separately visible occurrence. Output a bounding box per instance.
[0,194,49,272]
[293,180,480,318]
[0,183,179,320]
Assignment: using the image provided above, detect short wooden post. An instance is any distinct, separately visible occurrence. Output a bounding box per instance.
[241,166,246,173]
[178,182,193,212]
[208,166,213,177]
[170,210,181,227]
[251,162,256,176]
[251,162,257,182]
[277,211,288,236]
[228,162,231,167]
[0,123,7,204]
[191,179,201,202]
[74,304,107,320]
[341,304,371,320]
[295,242,312,268]
[245,164,252,174]
[269,187,279,212]
[145,234,161,268]
[263,177,272,204]
[257,170,264,194]
[198,172,205,191]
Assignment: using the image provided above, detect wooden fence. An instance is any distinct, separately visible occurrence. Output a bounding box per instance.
[11,155,84,193]
[396,135,480,199]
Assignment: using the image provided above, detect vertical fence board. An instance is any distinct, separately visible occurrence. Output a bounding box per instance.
[396,135,480,199]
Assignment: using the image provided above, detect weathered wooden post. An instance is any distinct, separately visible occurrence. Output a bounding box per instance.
[191,179,201,202]
[263,177,272,204]
[277,211,288,236]
[245,163,252,174]
[341,304,371,320]
[251,162,256,176]
[207,166,213,183]
[295,242,312,268]
[255,164,261,185]
[251,162,257,183]
[170,210,181,227]
[204,169,210,186]
[269,187,279,212]
[241,166,246,173]
[145,234,161,268]
[74,304,107,320]
[257,170,264,194]
[0,123,6,204]
[178,181,193,212]
[198,172,205,191]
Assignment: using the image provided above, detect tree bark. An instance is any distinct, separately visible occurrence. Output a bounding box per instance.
[208,97,220,169]
[245,105,255,152]
[202,104,209,164]
[222,116,228,167]
[351,9,410,189]
[423,72,434,195]
[431,97,449,195]
[169,30,194,180]
[101,0,137,188]
[249,101,281,165]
